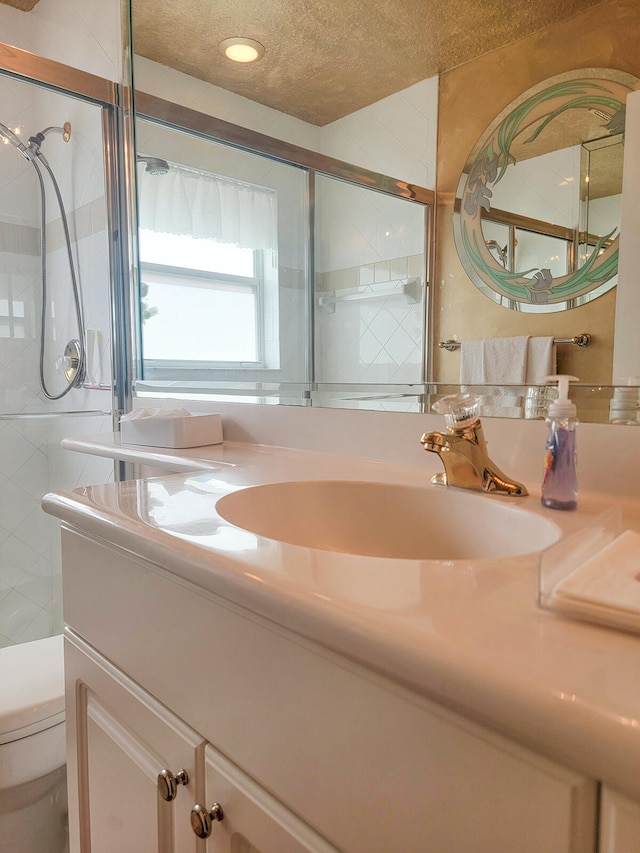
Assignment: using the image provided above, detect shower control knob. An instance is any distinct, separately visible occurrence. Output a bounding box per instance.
[157,768,189,802]
[55,355,72,372]
[190,802,224,838]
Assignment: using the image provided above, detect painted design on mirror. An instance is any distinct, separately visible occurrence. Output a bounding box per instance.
[455,72,636,310]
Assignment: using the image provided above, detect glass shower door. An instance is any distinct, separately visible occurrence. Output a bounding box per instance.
[0,72,116,647]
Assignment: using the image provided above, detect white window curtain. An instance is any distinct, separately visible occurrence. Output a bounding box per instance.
[137,161,277,250]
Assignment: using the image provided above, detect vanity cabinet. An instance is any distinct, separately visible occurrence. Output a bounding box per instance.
[62,527,599,853]
[600,787,640,853]
[65,638,203,853]
[65,638,338,853]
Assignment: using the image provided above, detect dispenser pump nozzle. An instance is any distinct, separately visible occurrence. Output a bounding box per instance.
[542,374,579,418]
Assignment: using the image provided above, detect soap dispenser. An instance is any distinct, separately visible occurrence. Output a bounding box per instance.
[541,374,579,510]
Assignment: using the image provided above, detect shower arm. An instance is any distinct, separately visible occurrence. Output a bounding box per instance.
[28,122,71,157]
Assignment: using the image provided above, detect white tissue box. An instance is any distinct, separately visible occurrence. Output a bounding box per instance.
[120,409,223,448]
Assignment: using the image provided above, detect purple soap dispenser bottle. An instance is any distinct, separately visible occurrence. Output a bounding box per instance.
[541,374,579,511]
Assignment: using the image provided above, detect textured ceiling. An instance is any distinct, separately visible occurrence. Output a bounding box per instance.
[0,0,41,10]
[132,0,606,125]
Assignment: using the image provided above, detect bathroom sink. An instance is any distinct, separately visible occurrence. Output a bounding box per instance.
[215,480,561,560]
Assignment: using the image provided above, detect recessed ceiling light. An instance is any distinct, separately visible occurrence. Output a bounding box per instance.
[218,37,265,64]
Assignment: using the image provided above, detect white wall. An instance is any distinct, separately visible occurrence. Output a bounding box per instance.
[0,0,122,82]
[321,77,438,189]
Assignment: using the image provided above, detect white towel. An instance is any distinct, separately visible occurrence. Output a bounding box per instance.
[526,336,556,383]
[460,336,534,417]
[481,336,529,383]
[460,335,557,385]
[459,339,484,384]
[459,336,530,384]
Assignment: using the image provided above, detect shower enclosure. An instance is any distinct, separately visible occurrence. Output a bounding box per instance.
[0,53,122,648]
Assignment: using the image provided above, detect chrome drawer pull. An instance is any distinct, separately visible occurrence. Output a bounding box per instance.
[157,768,189,802]
[190,802,224,838]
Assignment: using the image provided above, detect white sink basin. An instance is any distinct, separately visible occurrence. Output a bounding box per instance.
[215,480,561,560]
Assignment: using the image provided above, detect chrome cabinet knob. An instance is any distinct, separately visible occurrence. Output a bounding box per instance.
[157,768,189,802]
[190,802,224,838]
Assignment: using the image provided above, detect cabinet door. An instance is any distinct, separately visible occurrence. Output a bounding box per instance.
[66,637,204,853]
[600,786,640,853]
[196,743,338,853]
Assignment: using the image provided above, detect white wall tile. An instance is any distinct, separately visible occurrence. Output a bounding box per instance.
[0,587,41,641]
[16,605,53,643]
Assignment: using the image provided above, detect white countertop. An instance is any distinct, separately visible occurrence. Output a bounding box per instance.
[46,437,640,801]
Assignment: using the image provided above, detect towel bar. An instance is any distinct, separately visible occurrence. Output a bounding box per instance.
[439,334,591,352]
[318,277,422,311]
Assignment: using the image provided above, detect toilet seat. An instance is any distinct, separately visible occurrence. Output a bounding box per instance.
[0,635,65,744]
[0,635,66,790]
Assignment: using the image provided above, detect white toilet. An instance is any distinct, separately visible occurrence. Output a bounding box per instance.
[0,635,68,853]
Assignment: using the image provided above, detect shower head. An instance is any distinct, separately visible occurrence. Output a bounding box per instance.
[0,121,32,160]
[137,155,170,175]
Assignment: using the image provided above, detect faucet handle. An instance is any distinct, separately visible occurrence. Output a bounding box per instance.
[432,393,479,429]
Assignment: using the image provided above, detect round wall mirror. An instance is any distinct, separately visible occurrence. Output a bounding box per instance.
[454,69,639,313]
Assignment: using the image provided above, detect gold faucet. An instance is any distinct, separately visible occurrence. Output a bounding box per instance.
[421,395,528,496]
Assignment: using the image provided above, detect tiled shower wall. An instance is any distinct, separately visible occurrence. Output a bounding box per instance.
[0,1,122,646]
[135,58,438,389]
[315,254,425,386]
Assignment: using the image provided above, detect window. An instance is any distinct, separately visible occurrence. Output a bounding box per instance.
[137,160,278,374]
[140,230,261,366]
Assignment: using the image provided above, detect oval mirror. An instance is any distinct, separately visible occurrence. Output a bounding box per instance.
[454,69,639,313]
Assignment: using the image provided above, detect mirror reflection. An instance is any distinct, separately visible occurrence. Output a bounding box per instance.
[131,0,640,423]
[135,113,429,410]
[453,71,637,313]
